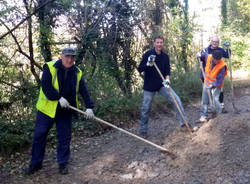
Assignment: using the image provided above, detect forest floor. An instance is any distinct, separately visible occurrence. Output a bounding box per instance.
[1,79,250,184]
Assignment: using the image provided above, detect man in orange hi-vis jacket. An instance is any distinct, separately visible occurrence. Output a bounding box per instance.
[199,50,227,122]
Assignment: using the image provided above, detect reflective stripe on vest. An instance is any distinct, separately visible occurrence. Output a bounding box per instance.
[204,54,227,88]
[36,61,82,118]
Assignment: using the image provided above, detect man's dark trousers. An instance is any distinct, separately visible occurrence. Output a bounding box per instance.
[30,110,72,166]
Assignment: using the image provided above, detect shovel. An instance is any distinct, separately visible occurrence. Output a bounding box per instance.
[69,105,177,159]
[151,62,192,133]
[197,57,215,112]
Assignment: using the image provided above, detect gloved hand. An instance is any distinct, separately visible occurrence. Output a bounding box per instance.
[162,79,170,88]
[223,41,230,47]
[59,97,69,108]
[146,55,156,67]
[85,109,94,119]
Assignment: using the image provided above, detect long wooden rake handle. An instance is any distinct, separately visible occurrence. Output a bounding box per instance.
[69,105,177,159]
[152,63,192,133]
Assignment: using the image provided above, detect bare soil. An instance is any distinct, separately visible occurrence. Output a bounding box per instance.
[1,84,250,184]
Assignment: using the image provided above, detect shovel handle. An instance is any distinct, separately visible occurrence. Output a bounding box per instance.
[197,58,214,109]
[152,62,192,133]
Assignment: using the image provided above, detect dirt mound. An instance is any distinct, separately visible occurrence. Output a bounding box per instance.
[162,112,250,184]
[2,86,250,184]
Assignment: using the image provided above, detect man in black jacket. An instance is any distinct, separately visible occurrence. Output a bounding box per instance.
[138,36,189,138]
[24,48,94,175]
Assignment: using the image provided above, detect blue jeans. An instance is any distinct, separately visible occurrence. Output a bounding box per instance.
[200,85,222,117]
[139,87,187,134]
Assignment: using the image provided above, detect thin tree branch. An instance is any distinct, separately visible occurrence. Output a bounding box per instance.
[0,80,22,90]
[0,0,55,40]
[0,18,42,70]
[23,0,41,84]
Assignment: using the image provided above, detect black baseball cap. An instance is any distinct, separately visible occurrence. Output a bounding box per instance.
[212,50,222,60]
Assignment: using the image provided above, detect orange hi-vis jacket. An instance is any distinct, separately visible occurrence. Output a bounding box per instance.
[204,54,227,88]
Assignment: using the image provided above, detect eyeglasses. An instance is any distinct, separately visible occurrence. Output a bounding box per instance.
[212,41,219,43]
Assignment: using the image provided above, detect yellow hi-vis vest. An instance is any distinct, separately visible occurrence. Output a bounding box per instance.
[36,61,82,118]
[204,54,227,88]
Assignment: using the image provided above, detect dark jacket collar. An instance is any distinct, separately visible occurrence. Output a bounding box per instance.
[152,48,163,56]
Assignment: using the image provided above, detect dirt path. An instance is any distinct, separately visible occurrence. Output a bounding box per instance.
[2,85,250,184]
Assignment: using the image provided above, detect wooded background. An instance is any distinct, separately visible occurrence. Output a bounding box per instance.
[0,0,249,154]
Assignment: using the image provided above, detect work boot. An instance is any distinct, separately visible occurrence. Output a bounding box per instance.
[199,116,207,123]
[221,103,228,113]
[59,163,68,175]
[24,164,42,175]
[190,124,199,132]
[220,103,224,109]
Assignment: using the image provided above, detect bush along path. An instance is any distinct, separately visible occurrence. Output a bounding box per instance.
[1,85,250,184]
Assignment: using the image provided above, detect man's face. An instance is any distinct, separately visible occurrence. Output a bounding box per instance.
[211,38,219,49]
[154,38,164,52]
[61,54,75,69]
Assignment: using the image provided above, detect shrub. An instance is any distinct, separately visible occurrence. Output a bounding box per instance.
[170,69,203,102]
[0,119,34,155]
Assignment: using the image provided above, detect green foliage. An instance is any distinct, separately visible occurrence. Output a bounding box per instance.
[0,119,34,155]
[80,56,141,121]
[221,27,250,71]
[167,0,180,9]
[149,0,194,73]
[227,0,250,33]
[220,0,250,72]
[0,0,13,15]
[95,91,141,120]
[221,0,228,25]
[170,69,203,102]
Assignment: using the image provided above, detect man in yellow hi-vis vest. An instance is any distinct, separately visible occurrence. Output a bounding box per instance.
[24,48,94,175]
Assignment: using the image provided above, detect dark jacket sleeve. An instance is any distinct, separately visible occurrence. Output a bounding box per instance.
[79,77,94,109]
[41,65,61,101]
[137,53,149,73]
[223,49,229,58]
[200,47,208,63]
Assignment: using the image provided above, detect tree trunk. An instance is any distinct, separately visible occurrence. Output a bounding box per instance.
[23,0,41,85]
[37,0,52,62]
